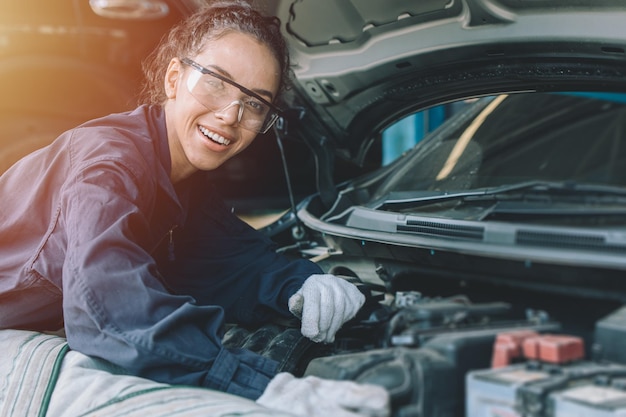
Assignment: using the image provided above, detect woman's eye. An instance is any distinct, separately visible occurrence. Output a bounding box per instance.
[204,78,224,91]
[245,99,266,114]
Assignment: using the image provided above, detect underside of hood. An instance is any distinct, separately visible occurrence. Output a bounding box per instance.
[269,0,626,158]
[265,0,626,204]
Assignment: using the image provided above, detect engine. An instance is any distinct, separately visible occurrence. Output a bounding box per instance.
[223,262,626,417]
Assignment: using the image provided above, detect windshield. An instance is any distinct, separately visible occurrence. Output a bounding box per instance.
[373,92,626,200]
[303,91,626,267]
[318,91,626,230]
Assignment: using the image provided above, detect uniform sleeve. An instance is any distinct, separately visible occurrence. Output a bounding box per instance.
[60,157,278,399]
[157,185,323,326]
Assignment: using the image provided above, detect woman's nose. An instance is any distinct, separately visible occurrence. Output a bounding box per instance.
[214,100,244,125]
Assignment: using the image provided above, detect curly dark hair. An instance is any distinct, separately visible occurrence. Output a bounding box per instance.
[139,0,290,106]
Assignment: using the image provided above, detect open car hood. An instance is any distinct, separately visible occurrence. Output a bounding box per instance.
[269,0,626,171]
[256,0,626,275]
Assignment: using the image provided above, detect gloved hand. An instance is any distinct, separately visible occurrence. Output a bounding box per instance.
[289,274,365,343]
[256,372,390,417]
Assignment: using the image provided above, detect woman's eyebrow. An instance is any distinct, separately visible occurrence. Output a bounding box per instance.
[207,64,275,101]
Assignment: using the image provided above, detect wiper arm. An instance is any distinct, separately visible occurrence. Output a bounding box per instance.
[374,180,626,210]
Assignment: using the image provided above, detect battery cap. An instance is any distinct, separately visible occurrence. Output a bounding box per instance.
[522,334,584,364]
[491,330,539,368]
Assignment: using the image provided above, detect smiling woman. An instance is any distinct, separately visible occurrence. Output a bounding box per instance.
[0,2,389,417]
[161,31,282,177]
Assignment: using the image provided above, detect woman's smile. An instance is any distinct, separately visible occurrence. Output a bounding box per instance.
[198,124,231,146]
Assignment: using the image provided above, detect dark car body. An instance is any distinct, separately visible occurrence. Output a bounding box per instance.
[0,0,197,170]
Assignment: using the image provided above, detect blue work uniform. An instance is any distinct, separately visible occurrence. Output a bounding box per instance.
[0,105,322,399]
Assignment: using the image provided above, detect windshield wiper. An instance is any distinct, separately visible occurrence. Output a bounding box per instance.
[373,180,626,210]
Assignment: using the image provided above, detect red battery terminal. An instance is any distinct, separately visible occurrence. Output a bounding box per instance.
[522,334,585,364]
[491,330,540,368]
[491,331,585,367]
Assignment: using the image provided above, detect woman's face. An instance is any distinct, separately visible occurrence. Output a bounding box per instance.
[164,31,281,181]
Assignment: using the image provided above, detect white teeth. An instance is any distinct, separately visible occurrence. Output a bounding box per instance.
[199,126,231,145]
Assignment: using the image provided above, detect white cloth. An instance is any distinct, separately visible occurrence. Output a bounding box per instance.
[0,329,68,417]
[47,351,299,417]
[256,372,390,417]
[289,274,365,343]
[0,329,299,417]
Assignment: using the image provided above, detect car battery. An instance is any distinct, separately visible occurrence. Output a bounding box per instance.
[467,361,626,417]
[550,378,626,416]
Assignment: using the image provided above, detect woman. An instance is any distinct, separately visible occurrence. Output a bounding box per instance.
[0,1,388,416]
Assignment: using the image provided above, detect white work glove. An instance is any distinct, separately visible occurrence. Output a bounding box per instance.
[256,372,390,417]
[289,274,365,343]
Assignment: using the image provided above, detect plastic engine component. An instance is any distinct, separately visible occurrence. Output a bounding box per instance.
[594,306,626,365]
[304,346,458,417]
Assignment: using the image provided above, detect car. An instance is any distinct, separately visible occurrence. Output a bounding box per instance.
[220,1,626,416]
[4,1,626,416]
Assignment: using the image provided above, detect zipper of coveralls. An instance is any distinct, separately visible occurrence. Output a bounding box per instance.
[167,225,178,261]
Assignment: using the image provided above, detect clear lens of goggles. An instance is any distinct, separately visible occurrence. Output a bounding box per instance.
[186,68,279,134]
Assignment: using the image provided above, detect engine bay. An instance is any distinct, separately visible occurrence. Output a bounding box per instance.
[223,253,626,417]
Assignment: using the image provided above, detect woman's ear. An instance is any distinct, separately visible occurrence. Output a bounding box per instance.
[164,58,182,100]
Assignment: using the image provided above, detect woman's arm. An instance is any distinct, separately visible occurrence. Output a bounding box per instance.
[158,182,323,326]
[60,157,279,399]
